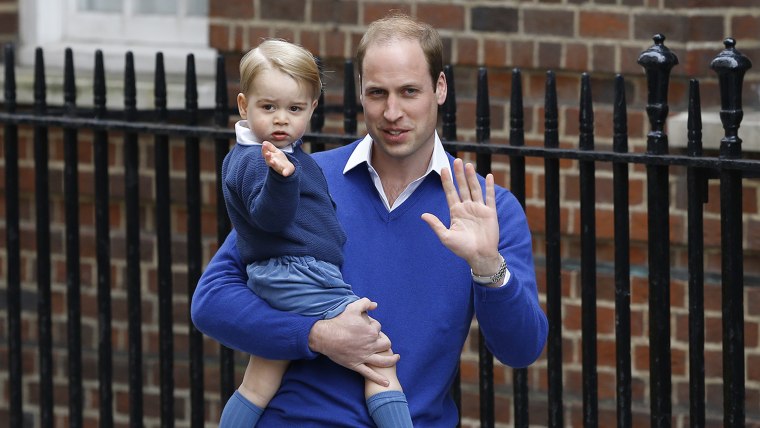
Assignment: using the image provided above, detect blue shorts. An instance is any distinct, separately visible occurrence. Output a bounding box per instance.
[247,255,360,319]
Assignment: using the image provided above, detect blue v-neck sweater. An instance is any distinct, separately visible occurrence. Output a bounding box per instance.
[193,140,548,427]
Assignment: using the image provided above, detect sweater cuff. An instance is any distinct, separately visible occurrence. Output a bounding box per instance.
[293,316,320,360]
[474,271,520,302]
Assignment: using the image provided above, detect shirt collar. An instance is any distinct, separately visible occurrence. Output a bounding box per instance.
[343,131,451,179]
[235,120,298,153]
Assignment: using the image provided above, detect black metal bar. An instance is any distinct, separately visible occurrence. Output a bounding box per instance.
[343,59,357,135]
[154,52,176,428]
[93,49,114,428]
[441,62,461,428]
[4,43,23,428]
[612,74,632,428]
[710,38,751,428]
[213,54,235,408]
[33,46,54,428]
[123,51,144,428]
[509,68,529,428]
[543,70,564,428]
[442,64,458,158]
[578,73,598,428]
[685,78,706,428]
[475,67,494,428]
[184,53,206,428]
[310,56,326,152]
[1,109,760,172]
[63,47,83,428]
[638,34,677,428]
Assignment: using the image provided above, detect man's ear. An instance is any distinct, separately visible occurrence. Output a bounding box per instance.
[237,93,248,119]
[435,71,447,106]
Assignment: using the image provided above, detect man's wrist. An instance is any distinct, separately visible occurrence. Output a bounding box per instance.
[471,255,507,286]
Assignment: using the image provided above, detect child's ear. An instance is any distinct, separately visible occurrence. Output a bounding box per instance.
[311,99,318,110]
[237,93,248,118]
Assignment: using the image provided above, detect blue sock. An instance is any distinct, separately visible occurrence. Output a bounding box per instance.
[366,390,413,428]
[219,390,264,428]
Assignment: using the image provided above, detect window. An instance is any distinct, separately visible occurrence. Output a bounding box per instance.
[19,0,214,76]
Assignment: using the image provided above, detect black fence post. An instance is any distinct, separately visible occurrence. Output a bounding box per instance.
[343,59,357,135]
[310,56,326,153]
[33,46,54,428]
[123,50,145,428]
[637,34,678,428]
[154,52,176,428]
[612,74,632,428]
[184,53,206,428]
[63,47,84,428]
[509,68,529,428]
[442,64,458,158]
[578,73,598,428]
[213,54,235,408]
[543,70,564,428]
[686,78,706,428]
[474,67,494,428]
[710,37,752,428]
[93,49,114,428]
[4,42,23,428]
[441,63,462,428]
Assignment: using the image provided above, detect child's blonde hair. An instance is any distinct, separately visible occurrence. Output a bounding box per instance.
[239,39,322,101]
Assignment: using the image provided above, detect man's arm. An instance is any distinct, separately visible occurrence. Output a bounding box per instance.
[473,191,548,368]
[191,229,318,360]
[191,230,398,383]
[421,158,548,367]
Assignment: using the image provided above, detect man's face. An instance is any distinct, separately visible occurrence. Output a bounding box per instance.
[360,39,446,169]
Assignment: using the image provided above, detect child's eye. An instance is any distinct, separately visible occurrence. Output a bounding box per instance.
[262,104,275,111]
[289,106,302,112]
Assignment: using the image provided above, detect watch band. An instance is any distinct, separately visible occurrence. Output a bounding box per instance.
[471,256,507,285]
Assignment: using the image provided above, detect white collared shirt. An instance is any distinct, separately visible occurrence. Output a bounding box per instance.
[235,120,296,153]
[343,131,451,212]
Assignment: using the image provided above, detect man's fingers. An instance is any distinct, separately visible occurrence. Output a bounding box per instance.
[421,213,447,239]
[485,173,496,208]
[365,352,400,369]
[465,162,484,204]
[439,167,459,208]
[349,297,377,314]
[453,158,471,202]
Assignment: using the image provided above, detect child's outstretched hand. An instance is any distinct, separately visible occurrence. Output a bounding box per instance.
[262,141,295,177]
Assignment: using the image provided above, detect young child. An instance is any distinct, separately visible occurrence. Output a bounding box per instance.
[218,39,413,427]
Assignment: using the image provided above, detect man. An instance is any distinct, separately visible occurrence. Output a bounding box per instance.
[191,13,548,427]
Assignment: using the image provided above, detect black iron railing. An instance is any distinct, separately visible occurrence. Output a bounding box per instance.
[1,34,759,428]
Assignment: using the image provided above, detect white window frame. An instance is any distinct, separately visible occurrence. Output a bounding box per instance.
[18,0,216,80]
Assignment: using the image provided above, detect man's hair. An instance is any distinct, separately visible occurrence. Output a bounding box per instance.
[356,12,444,91]
[239,39,322,100]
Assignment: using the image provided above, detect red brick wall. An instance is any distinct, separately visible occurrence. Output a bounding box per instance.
[1,1,760,427]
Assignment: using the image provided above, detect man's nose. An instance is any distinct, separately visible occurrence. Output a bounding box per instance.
[383,95,402,122]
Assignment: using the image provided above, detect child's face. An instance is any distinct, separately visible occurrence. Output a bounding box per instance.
[237,68,318,148]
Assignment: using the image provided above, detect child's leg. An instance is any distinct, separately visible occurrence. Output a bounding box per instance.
[365,349,413,428]
[219,355,289,428]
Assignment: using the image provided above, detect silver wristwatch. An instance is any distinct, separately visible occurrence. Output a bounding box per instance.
[471,256,507,285]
